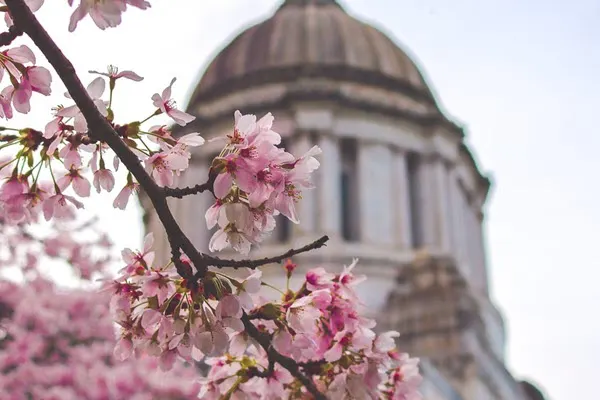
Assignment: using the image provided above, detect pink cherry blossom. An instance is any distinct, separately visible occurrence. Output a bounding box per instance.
[305,267,335,291]
[67,0,151,32]
[89,64,143,82]
[112,181,139,209]
[151,78,195,126]
[57,168,91,197]
[25,66,52,95]
[208,203,254,255]
[42,193,83,221]
[145,152,174,187]
[0,87,13,119]
[57,77,107,133]
[92,168,115,193]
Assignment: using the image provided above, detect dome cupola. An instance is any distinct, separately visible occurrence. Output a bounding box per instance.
[186,0,445,127]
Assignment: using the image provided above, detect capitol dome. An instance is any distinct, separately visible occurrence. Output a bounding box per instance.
[185,0,454,130]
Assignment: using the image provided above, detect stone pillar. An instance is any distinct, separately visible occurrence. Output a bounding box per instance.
[475,212,490,293]
[466,203,489,294]
[416,156,436,249]
[460,188,473,278]
[466,205,477,282]
[316,134,341,239]
[291,133,317,238]
[448,169,467,272]
[358,142,394,245]
[393,149,412,249]
[431,158,452,253]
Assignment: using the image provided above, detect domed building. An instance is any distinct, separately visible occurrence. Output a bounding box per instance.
[143,0,548,398]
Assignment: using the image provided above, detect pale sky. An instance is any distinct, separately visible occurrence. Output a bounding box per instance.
[4,1,598,399]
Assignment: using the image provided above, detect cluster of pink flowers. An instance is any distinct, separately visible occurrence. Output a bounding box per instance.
[66,0,151,32]
[0,44,52,119]
[207,110,321,254]
[106,233,263,367]
[0,67,202,226]
[0,214,113,281]
[0,278,200,399]
[107,228,422,399]
[199,259,422,399]
[0,0,151,32]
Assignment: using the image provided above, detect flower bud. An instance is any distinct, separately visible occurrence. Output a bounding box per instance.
[283,259,296,277]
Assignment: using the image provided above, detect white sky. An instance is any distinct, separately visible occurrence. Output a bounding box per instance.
[3,1,598,399]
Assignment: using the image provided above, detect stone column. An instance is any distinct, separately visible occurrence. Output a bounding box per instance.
[291,133,317,238]
[431,158,452,253]
[448,169,466,270]
[317,134,342,239]
[358,142,394,245]
[460,189,473,278]
[473,211,490,294]
[416,156,436,249]
[393,149,412,248]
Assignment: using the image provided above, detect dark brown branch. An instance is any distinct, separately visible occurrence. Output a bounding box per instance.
[247,359,275,379]
[0,25,22,47]
[205,235,329,270]
[241,313,327,400]
[5,0,211,278]
[164,168,216,199]
[164,182,212,198]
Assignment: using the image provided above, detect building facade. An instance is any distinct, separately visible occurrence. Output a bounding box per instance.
[142,0,547,398]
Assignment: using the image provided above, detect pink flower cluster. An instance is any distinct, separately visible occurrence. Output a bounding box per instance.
[0,214,113,281]
[107,228,422,399]
[206,110,321,254]
[66,0,151,32]
[0,69,202,226]
[106,233,263,367]
[198,259,423,399]
[1,0,151,32]
[0,278,200,400]
[0,44,52,119]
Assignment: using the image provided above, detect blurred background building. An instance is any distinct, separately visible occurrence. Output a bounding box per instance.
[143,0,548,398]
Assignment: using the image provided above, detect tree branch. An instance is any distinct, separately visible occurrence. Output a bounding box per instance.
[0,25,22,47]
[203,235,329,270]
[241,313,327,399]
[164,182,212,198]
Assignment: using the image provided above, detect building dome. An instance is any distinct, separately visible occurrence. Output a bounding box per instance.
[187,0,443,123]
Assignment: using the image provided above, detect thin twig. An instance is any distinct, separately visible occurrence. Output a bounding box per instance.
[164,181,213,198]
[164,169,216,198]
[241,313,327,399]
[0,25,22,47]
[205,235,329,270]
[164,182,211,198]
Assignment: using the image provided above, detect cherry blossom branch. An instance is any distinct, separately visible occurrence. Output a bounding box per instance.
[163,171,216,198]
[241,313,327,400]
[0,25,22,47]
[199,235,329,272]
[5,0,323,283]
[4,0,209,280]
